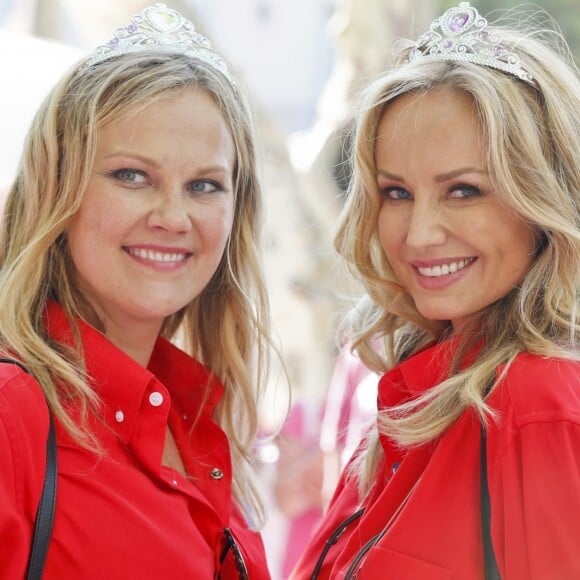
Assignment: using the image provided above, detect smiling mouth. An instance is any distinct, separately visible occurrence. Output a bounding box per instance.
[416,258,476,277]
[124,247,191,263]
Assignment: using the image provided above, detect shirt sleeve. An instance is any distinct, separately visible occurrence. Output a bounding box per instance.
[0,373,48,579]
[492,419,580,579]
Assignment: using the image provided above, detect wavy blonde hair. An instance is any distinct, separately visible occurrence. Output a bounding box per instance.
[336,24,580,493]
[0,52,271,524]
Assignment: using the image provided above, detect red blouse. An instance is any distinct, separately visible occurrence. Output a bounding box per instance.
[291,340,580,579]
[0,301,270,579]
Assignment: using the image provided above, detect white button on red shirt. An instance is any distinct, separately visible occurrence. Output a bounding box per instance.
[149,391,164,407]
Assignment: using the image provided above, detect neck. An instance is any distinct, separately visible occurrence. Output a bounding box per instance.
[79,303,162,367]
[103,322,160,367]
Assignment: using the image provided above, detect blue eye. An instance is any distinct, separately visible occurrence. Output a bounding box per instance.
[382,187,412,200]
[448,184,482,199]
[111,168,147,184]
[189,180,221,194]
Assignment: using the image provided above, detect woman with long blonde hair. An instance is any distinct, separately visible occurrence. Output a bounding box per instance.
[292,3,580,578]
[0,4,272,578]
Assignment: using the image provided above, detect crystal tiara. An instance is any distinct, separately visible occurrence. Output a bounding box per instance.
[78,3,236,89]
[407,2,534,84]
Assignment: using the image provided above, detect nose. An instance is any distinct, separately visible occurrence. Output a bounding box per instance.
[405,200,447,249]
[147,189,192,234]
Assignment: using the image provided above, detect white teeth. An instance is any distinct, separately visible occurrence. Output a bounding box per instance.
[417,258,474,277]
[126,248,187,263]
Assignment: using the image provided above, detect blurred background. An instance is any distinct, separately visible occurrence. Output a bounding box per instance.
[1,0,578,577]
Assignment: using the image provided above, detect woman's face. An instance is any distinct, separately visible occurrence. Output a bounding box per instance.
[375,87,536,330]
[67,86,235,340]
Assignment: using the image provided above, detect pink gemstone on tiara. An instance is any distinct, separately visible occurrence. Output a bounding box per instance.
[449,12,469,33]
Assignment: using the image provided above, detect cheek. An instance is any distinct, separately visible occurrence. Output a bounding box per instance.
[200,202,235,250]
[67,199,128,273]
[376,208,411,287]
[474,208,535,267]
[67,211,93,260]
[70,207,119,249]
[377,206,404,261]
[505,225,536,278]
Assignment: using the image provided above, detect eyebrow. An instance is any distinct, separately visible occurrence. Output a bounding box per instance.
[104,152,231,175]
[105,152,160,168]
[377,167,487,183]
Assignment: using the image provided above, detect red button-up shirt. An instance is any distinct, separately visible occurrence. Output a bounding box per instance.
[291,340,580,579]
[0,302,270,578]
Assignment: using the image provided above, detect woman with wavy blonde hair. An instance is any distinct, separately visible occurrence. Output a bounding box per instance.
[292,3,580,579]
[0,4,272,578]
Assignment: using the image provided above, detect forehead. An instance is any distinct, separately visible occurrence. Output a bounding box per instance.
[373,88,490,183]
[376,88,482,152]
[101,85,222,126]
[93,86,236,173]
[378,87,478,131]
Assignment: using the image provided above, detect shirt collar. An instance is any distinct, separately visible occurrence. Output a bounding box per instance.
[44,301,224,441]
[377,335,481,410]
[147,335,224,418]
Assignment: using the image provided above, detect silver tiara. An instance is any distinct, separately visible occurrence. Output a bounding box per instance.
[79,3,236,89]
[407,2,534,84]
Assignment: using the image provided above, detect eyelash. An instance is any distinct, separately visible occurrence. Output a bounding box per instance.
[380,184,483,200]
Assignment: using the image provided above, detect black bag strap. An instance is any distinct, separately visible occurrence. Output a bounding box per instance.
[0,358,58,579]
[480,424,500,580]
[27,412,57,579]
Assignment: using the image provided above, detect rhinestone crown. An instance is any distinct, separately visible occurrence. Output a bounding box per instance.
[79,3,235,89]
[408,2,534,84]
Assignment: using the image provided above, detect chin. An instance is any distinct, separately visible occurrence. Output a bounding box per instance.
[132,300,190,322]
[415,305,462,324]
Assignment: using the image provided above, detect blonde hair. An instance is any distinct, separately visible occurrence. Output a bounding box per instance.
[336,23,580,493]
[0,52,271,524]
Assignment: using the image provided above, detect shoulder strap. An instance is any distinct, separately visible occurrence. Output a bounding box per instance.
[27,412,57,579]
[0,358,58,579]
[480,425,501,580]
